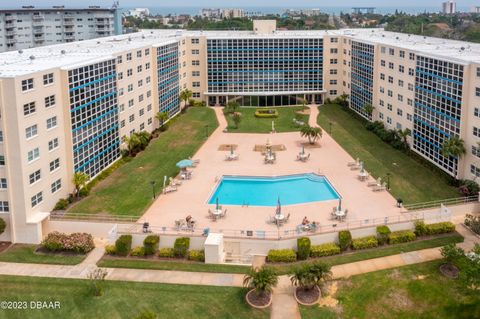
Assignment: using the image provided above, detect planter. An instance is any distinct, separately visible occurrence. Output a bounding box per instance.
[293,286,321,306]
[439,263,459,279]
[245,289,272,309]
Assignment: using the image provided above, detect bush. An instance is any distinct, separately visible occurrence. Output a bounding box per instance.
[458,179,479,196]
[173,237,190,258]
[310,243,341,257]
[78,187,90,197]
[41,231,95,254]
[465,214,480,235]
[188,250,205,262]
[0,217,6,235]
[338,230,352,251]
[352,236,379,250]
[130,246,146,257]
[376,225,391,245]
[297,237,311,260]
[267,249,297,263]
[388,230,416,244]
[414,220,428,236]
[143,235,160,255]
[105,245,116,255]
[158,248,175,258]
[53,198,69,211]
[424,222,456,235]
[115,235,132,257]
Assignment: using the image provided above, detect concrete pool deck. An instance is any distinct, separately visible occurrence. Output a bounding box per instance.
[141,106,403,235]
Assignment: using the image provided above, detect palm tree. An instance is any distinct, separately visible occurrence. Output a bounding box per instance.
[123,134,140,157]
[243,266,279,298]
[441,136,466,159]
[226,101,239,114]
[179,89,192,107]
[72,171,89,199]
[290,262,332,292]
[136,131,151,149]
[300,125,322,145]
[363,103,375,117]
[335,93,349,107]
[398,128,411,148]
[155,111,169,128]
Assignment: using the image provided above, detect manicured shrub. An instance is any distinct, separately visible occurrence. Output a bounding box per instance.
[41,232,64,252]
[338,230,352,251]
[143,235,160,255]
[105,245,116,255]
[310,243,341,257]
[158,248,175,258]
[41,231,95,254]
[130,246,145,257]
[465,214,480,235]
[254,109,279,118]
[0,217,6,235]
[388,230,416,244]
[115,235,132,257]
[425,222,456,235]
[414,220,428,236]
[297,237,311,260]
[173,237,190,258]
[352,236,378,250]
[53,198,69,211]
[267,249,297,263]
[376,225,391,245]
[188,250,205,262]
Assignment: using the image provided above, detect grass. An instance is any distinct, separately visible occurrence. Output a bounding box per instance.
[0,244,86,265]
[0,275,269,319]
[97,257,250,274]
[317,104,459,203]
[268,233,463,275]
[67,107,218,217]
[225,106,309,133]
[299,260,479,319]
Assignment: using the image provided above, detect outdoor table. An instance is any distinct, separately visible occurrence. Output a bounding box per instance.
[335,210,345,219]
[299,153,308,160]
[358,171,368,181]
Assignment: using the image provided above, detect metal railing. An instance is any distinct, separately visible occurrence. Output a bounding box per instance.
[403,195,478,211]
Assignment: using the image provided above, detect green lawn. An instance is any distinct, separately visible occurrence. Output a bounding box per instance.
[97,257,250,274]
[67,107,218,217]
[0,275,268,319]
[0,245,86,265]
[225,106,309,133]
[299,261,479,319]
[317,104,459,203]
[269,233,463,274]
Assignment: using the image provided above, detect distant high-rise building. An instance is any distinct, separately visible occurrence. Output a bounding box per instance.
[0,6,123,52]
[471,6,480,13]
[442,1,456,14]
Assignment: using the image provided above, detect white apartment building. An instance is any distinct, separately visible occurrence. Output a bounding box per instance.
[1,21,480,243]
[442,1,456,14]
[0,6,123,52]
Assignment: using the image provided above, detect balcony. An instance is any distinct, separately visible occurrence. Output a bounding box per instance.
[64,34,75,40]
[5,30,15,36]
[32,14,44,21]
[6,38,17,45]
[34,36,45,42]
[33,28,44,35]
[5,15,16,22]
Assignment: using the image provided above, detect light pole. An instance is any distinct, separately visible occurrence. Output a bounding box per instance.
[386,173,391,191]
[329,121,333,135]
[205,125,209,138]
[150,180,156,199]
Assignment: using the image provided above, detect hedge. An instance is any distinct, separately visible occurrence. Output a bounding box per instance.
[188,250,205,262]
[297,237,311,260]
[267,249,297,263]
[388,230,416,244]
[41,231,95,254]
[173,237,190,258]
[338,230,352,251]
[0,218,6,235]
[352,236,379,250]
[158,248,175,258]
[254,109,278,118]
[376,225,391,245]
[130,246,145,257]
[414,220,428,236]
[105,245,116,255]
[115,235,133,256]
[143,235,160,255]
[310,243,341,257]
[425,222,456,235]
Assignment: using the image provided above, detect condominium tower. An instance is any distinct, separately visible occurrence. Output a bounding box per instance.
[1,20,480,243]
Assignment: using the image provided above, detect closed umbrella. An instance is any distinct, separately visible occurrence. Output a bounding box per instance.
[216,197,219,211]
[302,145,305,155]
[275,197,281,217]
[230,144,234,155]
[338,198,342,211]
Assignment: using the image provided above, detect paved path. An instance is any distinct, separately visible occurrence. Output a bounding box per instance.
[271,276,301,319]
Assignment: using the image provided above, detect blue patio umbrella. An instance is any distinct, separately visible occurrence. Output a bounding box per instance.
[176,159,193,169]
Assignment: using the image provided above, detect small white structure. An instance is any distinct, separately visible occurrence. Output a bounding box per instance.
[204,232,225,264]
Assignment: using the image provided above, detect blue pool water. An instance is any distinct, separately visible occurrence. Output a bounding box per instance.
[208,174,340,207]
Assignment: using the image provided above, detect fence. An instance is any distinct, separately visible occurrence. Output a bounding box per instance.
[402,195,478,211]
[49,212,140,223]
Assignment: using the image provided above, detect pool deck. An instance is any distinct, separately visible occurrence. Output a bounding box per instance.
[141,106,403,235]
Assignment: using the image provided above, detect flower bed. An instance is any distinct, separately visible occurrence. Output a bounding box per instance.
[254,109,279,118]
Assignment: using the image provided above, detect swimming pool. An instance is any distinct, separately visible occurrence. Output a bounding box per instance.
[208,174,340,207]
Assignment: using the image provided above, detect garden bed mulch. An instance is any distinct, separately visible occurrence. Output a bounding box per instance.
[295,287,320,305]
[101,254,203,264]
[246,290,272,308]
[296,109,311,115]
[33,246,87,258]
[253,144,286,152]
[439,263,459,279]
[218,144,238,151]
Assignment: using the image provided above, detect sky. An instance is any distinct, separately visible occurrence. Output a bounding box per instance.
[1,0,479,8]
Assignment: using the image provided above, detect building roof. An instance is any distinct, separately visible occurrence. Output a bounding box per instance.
[1,28,480,78]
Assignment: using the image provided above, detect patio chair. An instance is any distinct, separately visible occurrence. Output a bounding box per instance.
[163,185,177,194]
[221,209,227,218]
[347,161,357,167]
[285,213,290,223]
[342,209,349,221]
[208,209,214,219]
[174,219,183,230]
[367,180,378,187]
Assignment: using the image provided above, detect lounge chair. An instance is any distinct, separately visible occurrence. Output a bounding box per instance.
[163,185,177,194]
[367,180,378,187]
[373,182,387,192]
[347,161,357,167]
[350,166,360,171]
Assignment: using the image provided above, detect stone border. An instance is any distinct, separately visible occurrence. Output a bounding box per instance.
[245,289,272,309]
[293,285,321,306]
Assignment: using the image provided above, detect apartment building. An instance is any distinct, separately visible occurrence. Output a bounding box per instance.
[1,21,480,243]
[0,6,122,52]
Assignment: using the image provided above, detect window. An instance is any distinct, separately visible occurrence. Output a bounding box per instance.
[192,60,200,66]
[148,118,152,125]
[387,117,392,124]
[46,116,57,129]
[27,148,39,162]
[408,83,414,91]
[31,191,43,207]
[126,53,132,61]
[138,94,144,102]
[399,65,405,73]
[147,104,152,112]
[192,82,200,88]
[146,90,151,98]
[139,108,144,116]
[117,55,122,64]
[137,65,142,73]
[381,47,386,54]
[138,80,143,87]
[145,48,150,56]
[330,59,338,64]
[192,71,200,77]
[388,76,393,84]
[128,99,134,107]
[49,158,60,172]
[146,76,151,84]
[379,112,384,119]
[29,169,41,184]
[409,52,415,60]
[330,69,337,75]
[389,48,395,55]
[380,73,385,80]
[407,113,413,121]
[118,72,123,80]
[387,104,393,111]
[43,73,54,85]
[388,62,394,69]
[329,90,337,95]
[398,80,404,87]
[0,201,9,212]
[381,60,385,67]
[140,123,145,130]
[127,84,133,92]
[0,131,3,143]
[398,94,403,102]
[388,90,393,97]
[21,78,34,91]
[0,156,4,166]
[477,67,480,78]
[475,107,480,118]
[120,120,125,128]
[0,178,6,189]
[330,37,338,43]
[48,138,59,151]
[51,179,61,193]
[407,98,413,106]
[145,62,150,70]
[476,88,480,97]
[329,80,337,85]
[192,49,199,55]
[330,48,338,54]
[25,124,38,139]
[408,68,415,76]
[397,108,403,116]
[23,102,36,116]
[127,69,133,76]
[136,50,142,58]
[191,38,199,44]
[399,50,405,58]
[129,114,135,123]
[45,95,55,107]
[192,92,200,98]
